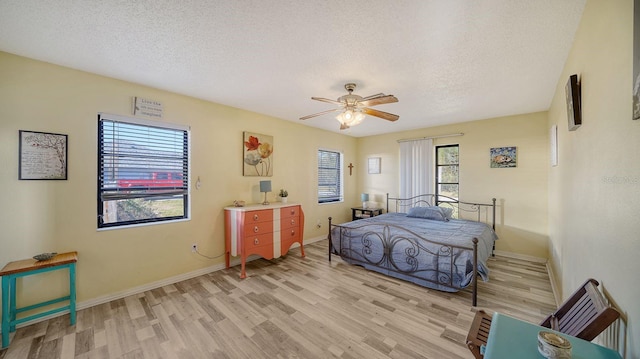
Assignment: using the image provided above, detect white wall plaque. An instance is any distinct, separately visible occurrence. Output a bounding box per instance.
[133,97,163,119]
[368,157,381,174]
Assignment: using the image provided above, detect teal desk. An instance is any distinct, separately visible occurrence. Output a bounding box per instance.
[485,312,622,359]
[1,252,77,349]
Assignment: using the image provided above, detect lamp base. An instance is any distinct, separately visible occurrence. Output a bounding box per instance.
[262,192,269,205]
[363,202,368,209]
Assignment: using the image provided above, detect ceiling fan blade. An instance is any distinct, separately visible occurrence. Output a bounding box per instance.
[358,95,398,107]
[362,93,385,100]
[362,107,400,122]
[311,97,343,105]
[299,108,341,120]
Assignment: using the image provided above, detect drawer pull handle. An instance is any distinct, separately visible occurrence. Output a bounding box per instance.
[291,210,295,215]
[253,214,259,221]
[254,238,259,245]
[254,226,259,233]
[291,219,295,225]
[291,230,295,236]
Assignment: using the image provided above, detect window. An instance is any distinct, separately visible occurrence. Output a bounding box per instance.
[317,149,343,203]
[435,145,459,202]
[98,114,189,228]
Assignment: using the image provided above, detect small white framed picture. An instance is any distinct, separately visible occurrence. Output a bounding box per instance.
[368,157,381,174]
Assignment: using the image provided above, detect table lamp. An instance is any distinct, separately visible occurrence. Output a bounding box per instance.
[361,193,369,209]
[260,180,272,205]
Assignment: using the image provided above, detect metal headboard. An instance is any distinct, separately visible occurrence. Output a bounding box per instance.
[386,193,496,230]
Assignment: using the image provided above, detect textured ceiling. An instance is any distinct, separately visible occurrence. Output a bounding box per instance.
[0,0,586,137]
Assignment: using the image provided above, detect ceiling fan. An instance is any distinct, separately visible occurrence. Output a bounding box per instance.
[300,83,399,130]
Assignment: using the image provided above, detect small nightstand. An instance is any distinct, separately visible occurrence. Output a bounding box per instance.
[351,207,383,221]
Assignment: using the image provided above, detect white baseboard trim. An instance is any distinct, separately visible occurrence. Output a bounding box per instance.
[546,261,561,306]
[0,236,329,334]
[493,250,547,264]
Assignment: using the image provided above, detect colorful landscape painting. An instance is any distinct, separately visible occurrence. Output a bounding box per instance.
[490,146,517,168]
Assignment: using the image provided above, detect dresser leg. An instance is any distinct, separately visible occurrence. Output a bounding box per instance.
[240,258,247,279]
[299,243,305,257]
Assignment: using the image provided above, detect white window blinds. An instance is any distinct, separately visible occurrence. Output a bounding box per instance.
[318,149,343,203]
[98,114,189,228]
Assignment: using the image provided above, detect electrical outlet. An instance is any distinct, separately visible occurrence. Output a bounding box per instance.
[316,219,322,229]
[191,243,197,252]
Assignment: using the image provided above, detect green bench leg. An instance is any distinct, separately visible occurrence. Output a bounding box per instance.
[69,263,76,325]
[9,276,16,332]
[1,276,10,349]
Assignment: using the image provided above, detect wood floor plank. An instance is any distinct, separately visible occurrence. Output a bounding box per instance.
[0,241,557,359]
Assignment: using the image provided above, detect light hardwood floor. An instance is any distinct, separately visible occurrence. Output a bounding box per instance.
[0,241,556,359]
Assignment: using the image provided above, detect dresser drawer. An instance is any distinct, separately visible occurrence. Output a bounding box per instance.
[244,232,274,249]
[280,206,300,219]
[244,231,275,259]
[280,227,301,256]
[244,221,273,235]
[244,209,273,223]
[280,216,300,230]
[281,227,300,241]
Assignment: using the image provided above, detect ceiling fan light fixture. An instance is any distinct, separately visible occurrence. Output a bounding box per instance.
[336,108,365,127]
[351,110,365,126]
[344,109,353,120]
[335,110,349,124]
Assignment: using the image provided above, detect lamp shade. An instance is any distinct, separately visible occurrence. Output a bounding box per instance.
[361,193,369,202]
[260,180,272,192]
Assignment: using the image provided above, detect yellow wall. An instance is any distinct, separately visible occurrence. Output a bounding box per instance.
[357,112,549,258]
[547,0,639,356]
[0,51,357,309]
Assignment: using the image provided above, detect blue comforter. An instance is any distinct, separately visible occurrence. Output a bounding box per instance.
[330,213,498,292]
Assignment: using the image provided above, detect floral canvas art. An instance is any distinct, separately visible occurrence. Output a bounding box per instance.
[243,132,273,176]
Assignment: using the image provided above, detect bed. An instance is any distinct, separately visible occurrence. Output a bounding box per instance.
[328,194,497,306]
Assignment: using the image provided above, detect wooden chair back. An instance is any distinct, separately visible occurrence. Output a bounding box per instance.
[539,278,620,341]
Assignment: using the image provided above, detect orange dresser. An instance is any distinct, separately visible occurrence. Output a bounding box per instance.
[224,203,304,278]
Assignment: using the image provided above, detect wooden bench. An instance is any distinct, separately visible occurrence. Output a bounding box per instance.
[466,278,620,359]
[1,252,78,349]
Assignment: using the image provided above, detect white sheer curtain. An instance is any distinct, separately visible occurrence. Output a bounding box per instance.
[399,139,433,199]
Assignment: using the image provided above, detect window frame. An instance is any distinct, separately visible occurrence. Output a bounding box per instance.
[435,144,459,204]
[317,148,344,204]
[97,113,191,229]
